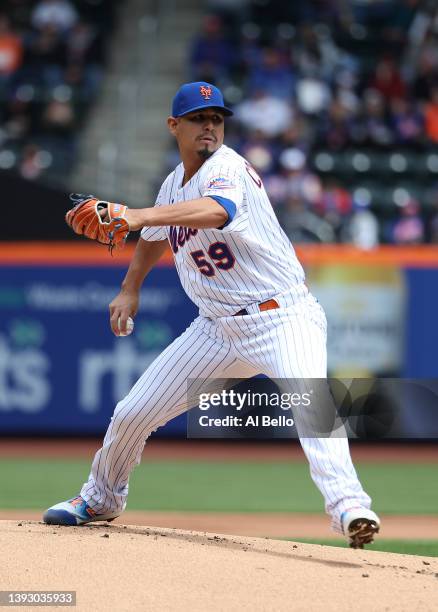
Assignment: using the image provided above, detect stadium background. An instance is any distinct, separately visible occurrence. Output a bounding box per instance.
[0,0,437,555]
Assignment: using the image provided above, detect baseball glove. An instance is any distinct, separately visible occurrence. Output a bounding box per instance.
[65,193,130,252]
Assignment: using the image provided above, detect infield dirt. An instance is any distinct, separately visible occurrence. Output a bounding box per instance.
[2,520,438,611]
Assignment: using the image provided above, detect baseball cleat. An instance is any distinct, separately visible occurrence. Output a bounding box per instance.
[43,496,120,526]
[341,508,380,549]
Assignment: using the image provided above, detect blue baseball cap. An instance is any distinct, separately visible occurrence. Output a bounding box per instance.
[172,82,233,118]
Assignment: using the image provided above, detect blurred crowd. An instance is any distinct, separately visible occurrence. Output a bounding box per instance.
[3,0,438,247]
[171,0,438,246]
[0,0,115,185]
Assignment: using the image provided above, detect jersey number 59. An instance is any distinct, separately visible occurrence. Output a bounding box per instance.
[190,242,236,277]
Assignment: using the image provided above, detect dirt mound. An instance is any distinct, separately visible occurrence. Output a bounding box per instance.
[1,520,437,611]
[2,510,437,539]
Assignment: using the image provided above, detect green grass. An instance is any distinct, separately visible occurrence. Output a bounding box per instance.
[290,539,438,557]
[0,459,437,514]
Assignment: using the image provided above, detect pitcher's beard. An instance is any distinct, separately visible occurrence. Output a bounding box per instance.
[197,146,215,161]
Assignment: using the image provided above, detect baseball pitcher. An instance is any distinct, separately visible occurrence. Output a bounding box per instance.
[44,82,380,548]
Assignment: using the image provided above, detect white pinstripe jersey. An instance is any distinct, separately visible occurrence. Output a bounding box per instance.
[141,144,308,318]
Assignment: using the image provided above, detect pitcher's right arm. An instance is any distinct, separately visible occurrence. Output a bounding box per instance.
[109,238,168,335]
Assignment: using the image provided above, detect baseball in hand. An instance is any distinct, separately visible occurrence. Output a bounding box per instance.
[118,316,134,336]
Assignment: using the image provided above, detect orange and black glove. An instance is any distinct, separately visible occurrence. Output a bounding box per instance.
[65,193,130,252]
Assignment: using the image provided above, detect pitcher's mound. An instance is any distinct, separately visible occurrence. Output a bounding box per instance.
[1,520,437,611]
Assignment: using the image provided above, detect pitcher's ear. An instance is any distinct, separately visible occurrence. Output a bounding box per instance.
[167,116,178,135]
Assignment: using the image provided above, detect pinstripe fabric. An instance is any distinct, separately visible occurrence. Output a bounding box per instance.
[81,295,371,532]
[218,296,371,534]
[80,144,373,533]
[80,317,253,513]
[140,145,307,318]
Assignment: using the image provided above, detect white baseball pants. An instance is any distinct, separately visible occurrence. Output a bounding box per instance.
[81,295,371,533]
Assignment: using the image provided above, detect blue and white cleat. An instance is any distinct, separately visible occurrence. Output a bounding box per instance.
[43,496,120,526]
[341,508,380,549]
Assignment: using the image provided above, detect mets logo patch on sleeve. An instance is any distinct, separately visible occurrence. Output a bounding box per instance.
[207,176,235,190]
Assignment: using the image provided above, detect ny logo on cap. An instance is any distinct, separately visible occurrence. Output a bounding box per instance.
[200,85,212,100]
